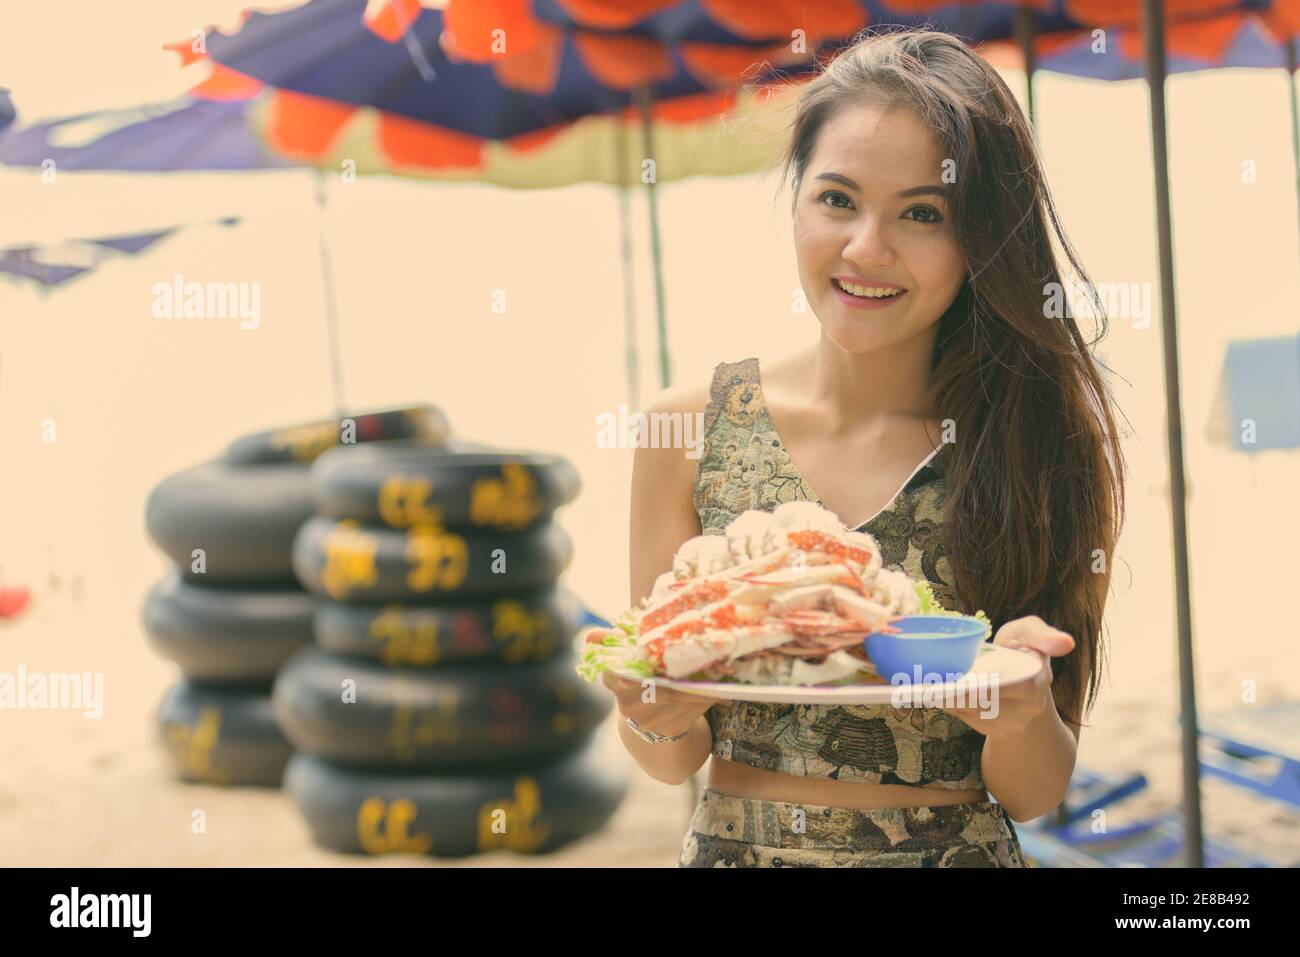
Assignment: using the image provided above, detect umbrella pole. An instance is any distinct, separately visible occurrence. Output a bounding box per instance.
[615,119,641,412]
[637,84,671,390]
[1142,0,1204,868]
[312,168,348,418]
[1287,36,1300,262]
[1015,5,1037,133]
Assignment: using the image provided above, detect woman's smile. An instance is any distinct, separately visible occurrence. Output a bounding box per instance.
[831,275,911,310]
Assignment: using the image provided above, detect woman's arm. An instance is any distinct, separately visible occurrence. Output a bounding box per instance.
[955,617,1082,822]
[613,713,714,787]
[612,384,716,786]
[627,385,707,609]
[980,703,1079,823]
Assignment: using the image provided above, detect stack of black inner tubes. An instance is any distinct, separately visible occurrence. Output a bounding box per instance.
[277,441,626,857]
[143,406,450,787]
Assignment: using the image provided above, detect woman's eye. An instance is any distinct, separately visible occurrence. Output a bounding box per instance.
[817,191,944,225]
[906,206,944,225]
[817,189,852,210]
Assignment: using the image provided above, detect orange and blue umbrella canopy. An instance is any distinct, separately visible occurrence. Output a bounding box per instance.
[187,0,813,184]
[4,1,1296,181]
[441,0,1300,80]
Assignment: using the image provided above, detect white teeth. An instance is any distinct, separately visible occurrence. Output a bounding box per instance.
[835,279,903,298]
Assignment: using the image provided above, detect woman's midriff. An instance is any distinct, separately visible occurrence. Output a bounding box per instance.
[706,756,989,809]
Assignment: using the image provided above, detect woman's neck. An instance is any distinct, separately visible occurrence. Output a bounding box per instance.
[797,331,937,432]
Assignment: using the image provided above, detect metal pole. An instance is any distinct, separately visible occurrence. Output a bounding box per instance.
[1141,0,1203,868]
[615,119,641,412]
[1287,37,1300,263]
[313,168,348,418]
[636,84,672,390]
[1015,5,1037,132]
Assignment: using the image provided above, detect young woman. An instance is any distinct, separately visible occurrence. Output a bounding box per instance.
[586,28,1126,867]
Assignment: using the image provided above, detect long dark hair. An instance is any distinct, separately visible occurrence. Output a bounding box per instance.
[774,28,1127,731]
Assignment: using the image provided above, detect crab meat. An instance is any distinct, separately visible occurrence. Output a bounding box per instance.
[829,588,894,630]
[869,567,921,615]
[763,582,891,628]
[723,509,787,563]
[671,533,733,580]
[734,563,869,600]
[783,528,881,575]
[735,563,847,587]
[658,623,796,678]
[771,500,847,536]
[638,594,768,649]
[678,544,794,587]
[780,609,863,637]
[761,583,831,613]
[638,578,733,633]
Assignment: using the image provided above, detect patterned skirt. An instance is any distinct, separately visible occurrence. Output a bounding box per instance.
[678,788,1030,868]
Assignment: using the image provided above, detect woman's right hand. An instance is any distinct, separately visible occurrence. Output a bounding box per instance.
[583,627,722,738]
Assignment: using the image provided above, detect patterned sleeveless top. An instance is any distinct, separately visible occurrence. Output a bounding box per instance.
[693,357,986,790]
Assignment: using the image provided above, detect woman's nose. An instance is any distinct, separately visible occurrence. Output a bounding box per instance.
[842,215,895,267]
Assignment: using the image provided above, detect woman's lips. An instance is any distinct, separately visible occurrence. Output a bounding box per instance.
[831,279,909,310]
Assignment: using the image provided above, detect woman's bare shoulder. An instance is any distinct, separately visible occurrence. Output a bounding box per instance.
[646,380,707,417]
[632,374,716,488]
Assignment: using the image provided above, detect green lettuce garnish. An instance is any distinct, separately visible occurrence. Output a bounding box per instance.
[575,612,655,683]
[914,580,991,628]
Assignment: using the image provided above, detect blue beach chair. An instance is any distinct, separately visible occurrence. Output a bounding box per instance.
[1018,764,1277,866]
[1051,809,1275,867]
[1190,703,1300,811]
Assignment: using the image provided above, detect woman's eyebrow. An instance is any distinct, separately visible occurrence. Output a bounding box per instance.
[814,171,949,198]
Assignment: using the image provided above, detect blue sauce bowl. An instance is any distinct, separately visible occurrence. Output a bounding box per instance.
[864,615,991,684]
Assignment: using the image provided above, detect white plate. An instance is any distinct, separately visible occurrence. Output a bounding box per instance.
[610,645,1042,705]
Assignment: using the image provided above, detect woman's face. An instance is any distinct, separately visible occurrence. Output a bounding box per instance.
[793,103,966,355]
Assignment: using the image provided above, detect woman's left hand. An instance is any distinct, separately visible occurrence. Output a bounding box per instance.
[939,615,1075,742]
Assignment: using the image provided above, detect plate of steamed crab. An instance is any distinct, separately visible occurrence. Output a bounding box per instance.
[576,501,1041,705]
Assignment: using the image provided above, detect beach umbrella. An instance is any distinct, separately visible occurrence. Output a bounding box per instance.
[0,217,242,288]
[196,0,816,396]
[986,3,1300,252]
[0,6,797,410]
[434,1,1300,401]
[0,96,295,173]
[474,2,1300,239]
[189,0,1204,393]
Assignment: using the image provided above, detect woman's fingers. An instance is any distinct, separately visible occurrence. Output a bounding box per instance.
[995,616,1074,657]
[600,671,642,695]
[582,626,613,645]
